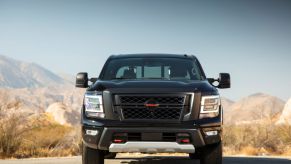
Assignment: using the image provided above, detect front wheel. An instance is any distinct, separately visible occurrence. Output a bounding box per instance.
[82,143,104,164]
[189,147,202,160]
[200,142,222,164]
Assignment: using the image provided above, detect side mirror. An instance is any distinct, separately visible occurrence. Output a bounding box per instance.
[76,72,88,88]
[218,73,230,89]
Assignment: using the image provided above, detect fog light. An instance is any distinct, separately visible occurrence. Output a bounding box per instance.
[86,130,98,136]
[176,133,191,144]
[180,139,190,144]
[112,133,127,143]
[205,131,218,136]
[113,139,125,143]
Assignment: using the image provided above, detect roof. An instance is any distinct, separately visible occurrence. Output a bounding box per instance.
[109,53,196,59]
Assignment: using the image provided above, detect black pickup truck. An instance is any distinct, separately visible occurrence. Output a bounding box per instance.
[76,54,230,164]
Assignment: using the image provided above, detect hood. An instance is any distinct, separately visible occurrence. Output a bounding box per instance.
[89,80,217,93]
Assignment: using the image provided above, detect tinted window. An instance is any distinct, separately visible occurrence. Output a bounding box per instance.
[101,57,204,81]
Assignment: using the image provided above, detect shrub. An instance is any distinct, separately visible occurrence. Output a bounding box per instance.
[0,114,27,157]
[223,123,291,155]
[0,109,81,159]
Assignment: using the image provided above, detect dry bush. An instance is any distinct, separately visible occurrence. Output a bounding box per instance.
[17,124,70,157]
[240,146,258,156]
[13,115,82,158]
[223,123,291,156]
[0,101,31,158]
[0,114,27,157]
[0,103,81,159]
[277,125,291,145]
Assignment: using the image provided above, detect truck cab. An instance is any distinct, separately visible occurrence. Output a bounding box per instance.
[76,54,230,164]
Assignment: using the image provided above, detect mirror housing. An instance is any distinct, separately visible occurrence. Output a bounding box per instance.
[218,73,231,89]
[76,72,89,88]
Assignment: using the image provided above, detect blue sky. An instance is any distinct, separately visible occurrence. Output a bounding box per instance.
[0,0,290,100]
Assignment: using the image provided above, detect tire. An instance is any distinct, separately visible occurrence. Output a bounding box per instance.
[189,147,202,160]
[82,143,104,164]
[189,153,199,160]
[200,142,222,164]
[104,152,117,159]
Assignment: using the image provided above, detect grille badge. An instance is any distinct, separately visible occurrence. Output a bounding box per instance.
[145,103,160,107]
[144,99,159,107]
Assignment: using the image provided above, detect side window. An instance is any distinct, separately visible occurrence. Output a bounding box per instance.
[116,66,128,78]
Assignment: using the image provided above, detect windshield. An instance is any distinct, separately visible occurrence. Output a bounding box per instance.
[101,57,204,81]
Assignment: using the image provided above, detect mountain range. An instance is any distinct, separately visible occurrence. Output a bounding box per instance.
[0,55,83,125]
[0,55,68,88]
[0,55,290,125]
[222,93,285,124]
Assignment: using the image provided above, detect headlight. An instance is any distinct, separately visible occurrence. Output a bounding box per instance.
[84,92,105,118]
[200,95,220,118]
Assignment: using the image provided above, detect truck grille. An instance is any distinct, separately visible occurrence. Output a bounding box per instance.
[120,96,185,105]
[116,95,189,121]
[122,107,182,120]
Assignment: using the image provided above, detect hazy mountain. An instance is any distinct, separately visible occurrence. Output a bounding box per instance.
[224,93,285,124]
[0,55,67,88]
[0,86,85,125]
[277,98,291,125]
[221,97,235,112]
[58,72,75,85]
[0,55,85,125]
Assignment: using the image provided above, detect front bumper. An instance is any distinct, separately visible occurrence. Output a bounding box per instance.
[82,125,222,152]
